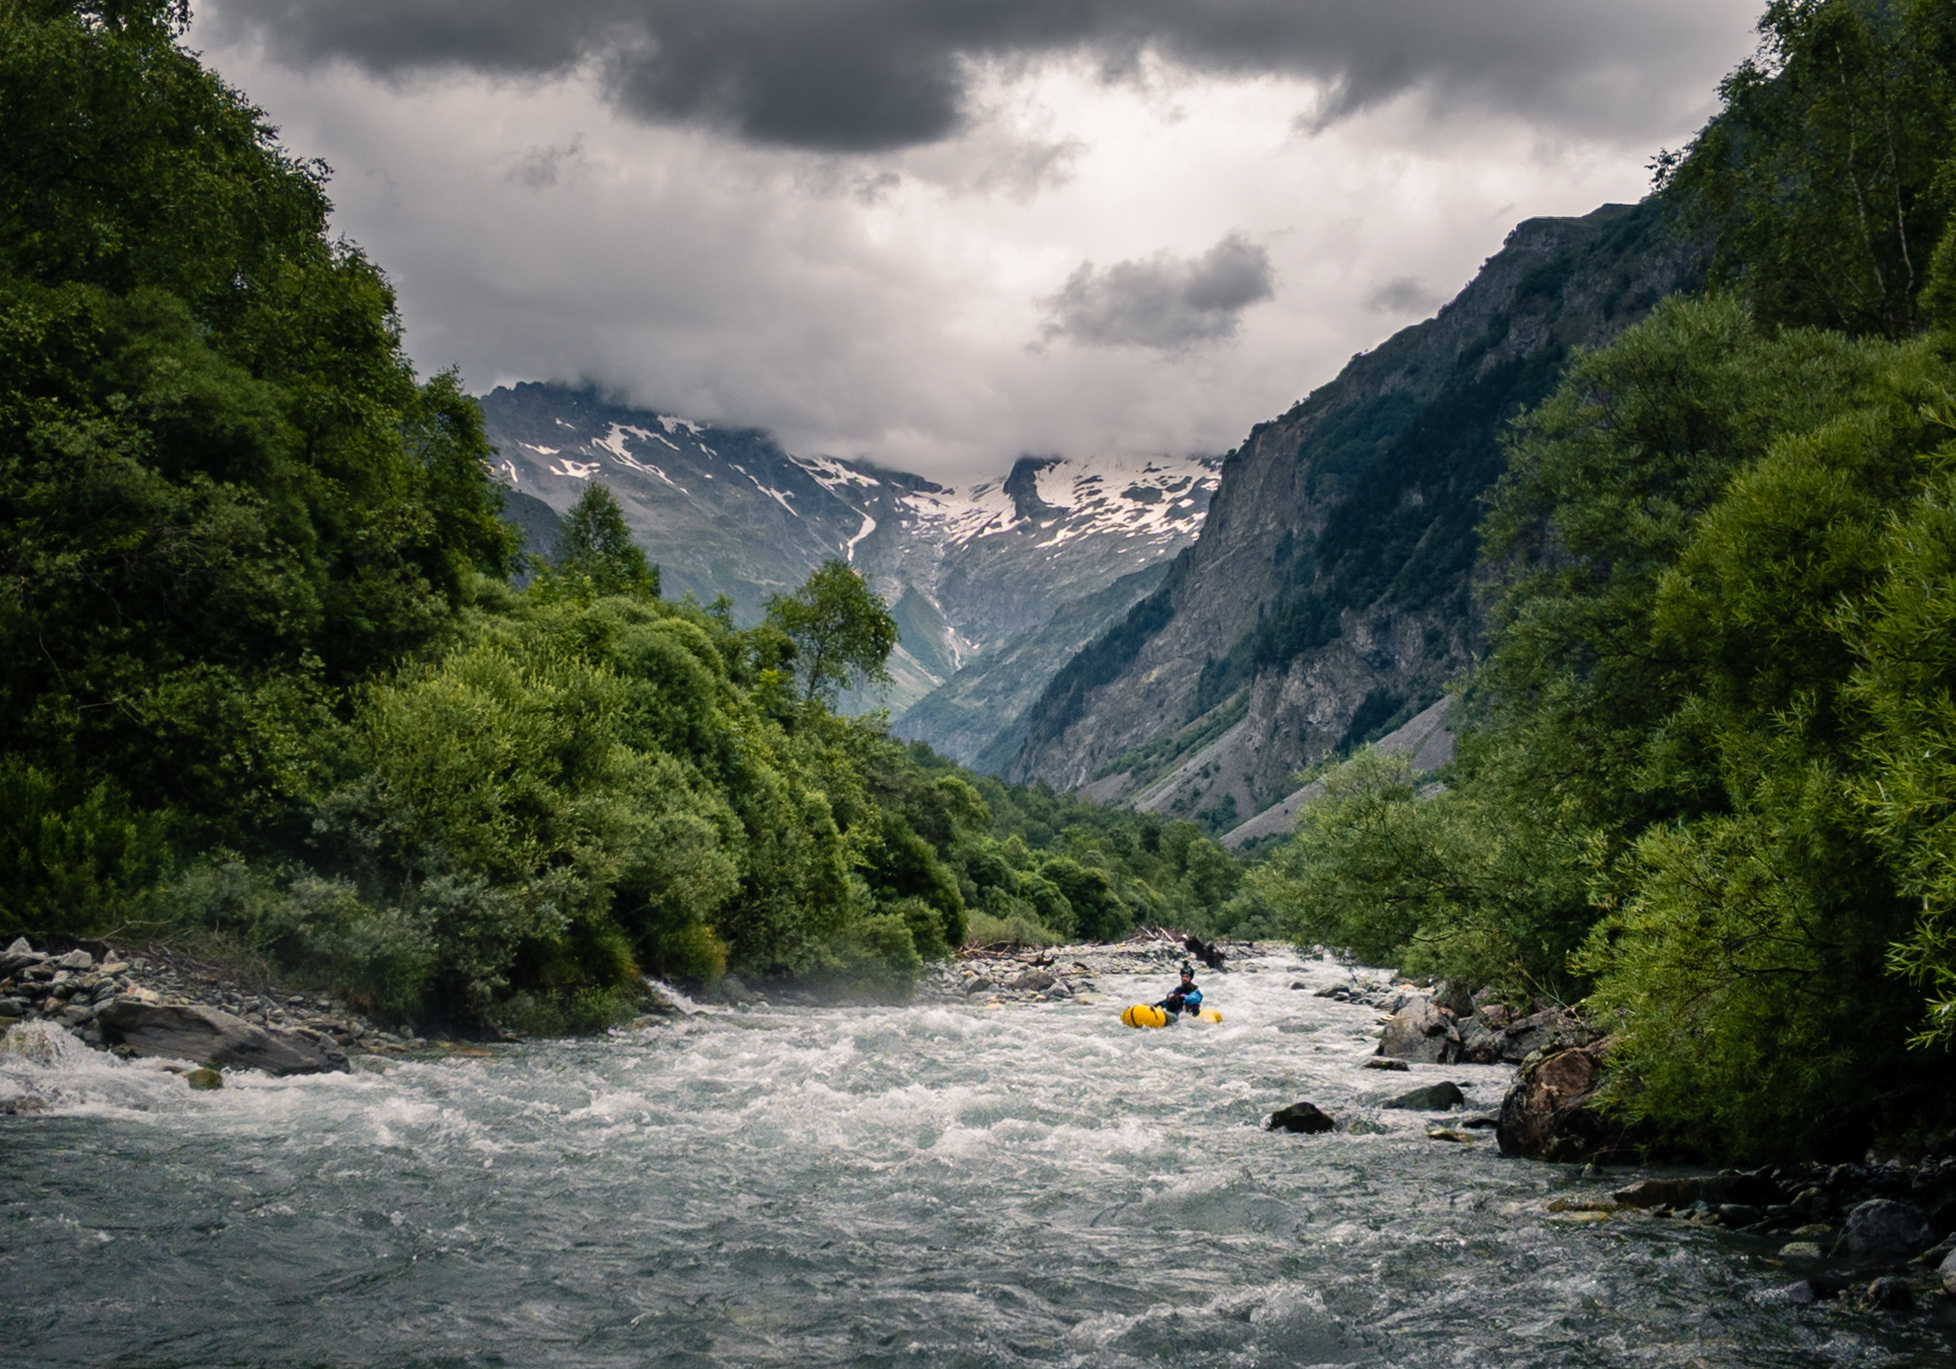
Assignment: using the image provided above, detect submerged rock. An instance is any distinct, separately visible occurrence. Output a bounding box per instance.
[185,1067,224,1091]
[96,1001,343,1076]
[1382,1081,1466,1111]
[1266,1102,1336,1134]
[1861,1276,1913,1311]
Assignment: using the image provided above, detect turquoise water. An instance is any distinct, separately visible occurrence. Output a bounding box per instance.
[2,951,1951,1367]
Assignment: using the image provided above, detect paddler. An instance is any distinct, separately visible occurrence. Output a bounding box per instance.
[1156,963,1203,1018]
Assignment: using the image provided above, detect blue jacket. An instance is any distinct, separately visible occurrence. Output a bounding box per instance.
[1159,983,1202,1013]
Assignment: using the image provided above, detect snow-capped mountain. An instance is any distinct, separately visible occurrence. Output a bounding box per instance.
[478,383,1218,765]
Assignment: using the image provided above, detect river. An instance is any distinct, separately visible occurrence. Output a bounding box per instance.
[2,949,1951,1366]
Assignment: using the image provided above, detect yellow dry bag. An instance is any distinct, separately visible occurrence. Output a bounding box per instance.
[1120,1004,1169,1029]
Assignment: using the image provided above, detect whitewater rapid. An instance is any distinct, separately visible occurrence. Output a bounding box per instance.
[2,950,1949,1366]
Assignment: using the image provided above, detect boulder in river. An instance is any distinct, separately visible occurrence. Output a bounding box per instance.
[1266,1102,1336,1134]
[1839,1199,1936,1261]
[1376,998,1458,1064]
[96,1001,344,1076]
[1382,1081,1466,1111]
[1940,1247,1956,1296]
[1361,1058,1409,1072]
[1495,1041,1639,1164]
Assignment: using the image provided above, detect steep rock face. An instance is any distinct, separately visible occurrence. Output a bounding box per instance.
[893,562,1172,769]
[1009,201,1700,815]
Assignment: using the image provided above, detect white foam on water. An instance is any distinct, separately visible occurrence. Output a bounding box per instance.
[2,954,1946,1367]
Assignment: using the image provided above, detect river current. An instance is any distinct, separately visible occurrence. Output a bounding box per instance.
[3,949,1952,1367]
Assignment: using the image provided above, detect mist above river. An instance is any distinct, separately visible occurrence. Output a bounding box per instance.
[2,951,1949,1366]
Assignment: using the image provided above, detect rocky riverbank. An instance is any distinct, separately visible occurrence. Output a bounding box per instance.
[1278,962,1956,1314]
[0,936,427,1087]
[920,933,1264,1006]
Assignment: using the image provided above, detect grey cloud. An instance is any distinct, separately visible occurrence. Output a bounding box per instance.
[508,138,584,189]
[207,0,1755,152]
[1365,274,1442,314]
[1041,235,1273,351]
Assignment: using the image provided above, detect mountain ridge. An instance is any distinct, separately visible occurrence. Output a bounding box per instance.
[1008,199,1702,827]
[477,382,1218,763]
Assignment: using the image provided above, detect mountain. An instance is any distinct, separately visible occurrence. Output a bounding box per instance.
[476,383,1217,761]
[1007,201,1701,828]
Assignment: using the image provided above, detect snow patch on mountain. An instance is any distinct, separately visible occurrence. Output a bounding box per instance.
[793,454,885,497]
[844,512,877,560]
[896,454,1218,550]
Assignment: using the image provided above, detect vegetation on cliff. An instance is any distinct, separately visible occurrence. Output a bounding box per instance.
[1257,0,1956,1159]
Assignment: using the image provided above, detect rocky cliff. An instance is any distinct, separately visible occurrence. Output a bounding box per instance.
[1008,201,1701,825]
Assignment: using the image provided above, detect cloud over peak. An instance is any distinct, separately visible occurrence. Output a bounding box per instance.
[1041,235,1274,351]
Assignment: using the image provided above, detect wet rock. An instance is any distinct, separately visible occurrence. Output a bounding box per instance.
[1361,1058,1409,1072]
[1840,1199,1936,1261]
[1376,998,1458,1064]
[1861,1276,1913,1311]
[185,1067,224,1091]
[1499,1007,1592,1064]
[1940,1248,1956,1296]
[1430,979,1475,1016]
[1426,1127,1476,1143]
[1496,1041,1638,1165]
[97,1001,343,1076]
[1011,970,1057,992]
[1266,1102,1336,1134]
[1769,1280,1818,1305]
[1382,1081,1466,1111]
[1778,1241,1823,1259]
[1612,1174,1786,1210]
[1455,1017,1508,1065]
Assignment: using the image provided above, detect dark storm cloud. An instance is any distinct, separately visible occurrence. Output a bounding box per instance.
[1041,235,1274,350]
[210,0,1749,152]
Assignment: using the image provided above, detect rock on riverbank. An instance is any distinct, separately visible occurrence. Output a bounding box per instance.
[0,937,426,1073]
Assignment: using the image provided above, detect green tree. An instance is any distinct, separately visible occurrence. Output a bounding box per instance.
[764,559,897,705]
[1660,0,1956,339]
[551,483,658,597]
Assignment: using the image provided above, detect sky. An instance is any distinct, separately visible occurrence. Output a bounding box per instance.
[192,0,1766,482]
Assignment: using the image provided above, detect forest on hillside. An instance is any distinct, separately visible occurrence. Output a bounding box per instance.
[1255,0,1956,1159]
[0,0,1251,1033]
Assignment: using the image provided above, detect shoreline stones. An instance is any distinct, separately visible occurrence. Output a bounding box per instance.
[920,935,1261,1007]
[1373,981,1595,1067]
[1382,1081,1467,1111]
[0,936,425,1075]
